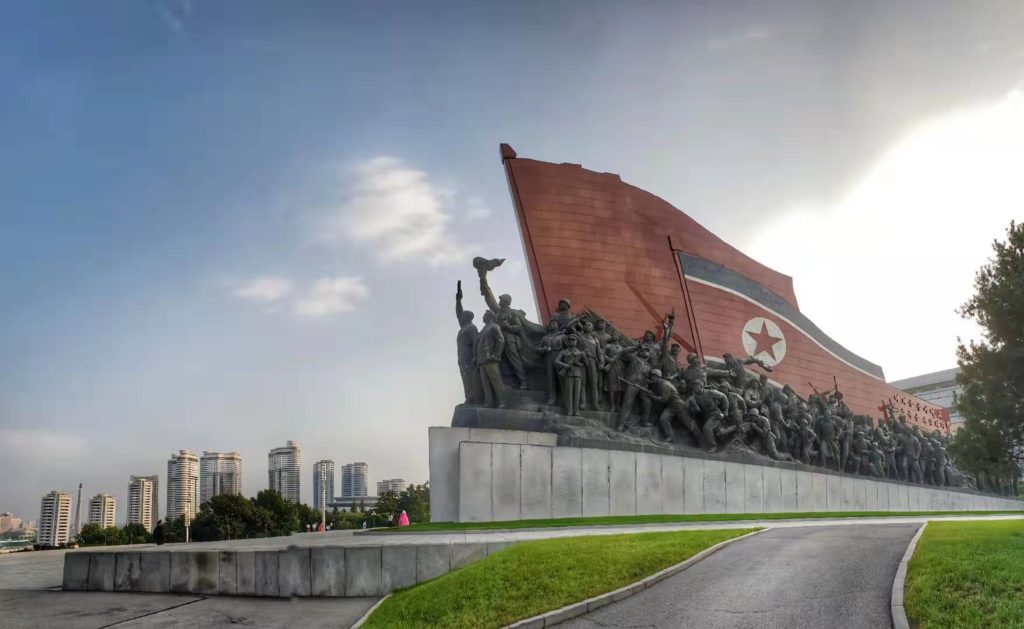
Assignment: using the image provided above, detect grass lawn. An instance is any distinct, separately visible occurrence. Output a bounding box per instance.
[378,510,1023,533]
[905,520,1024,628]
[363,528,757,628]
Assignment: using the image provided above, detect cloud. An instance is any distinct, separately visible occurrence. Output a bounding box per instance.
[233,277,294,302]
[321,157,467,266]
[156,0,194,32]
[294,277,369,317]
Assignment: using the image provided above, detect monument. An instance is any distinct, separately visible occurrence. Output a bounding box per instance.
[429,146,1023,523]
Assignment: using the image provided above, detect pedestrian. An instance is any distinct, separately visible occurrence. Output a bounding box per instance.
[398,510,410,527]
[152,520,166,545]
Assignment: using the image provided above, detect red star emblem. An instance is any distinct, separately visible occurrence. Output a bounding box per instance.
[746,321,783,360]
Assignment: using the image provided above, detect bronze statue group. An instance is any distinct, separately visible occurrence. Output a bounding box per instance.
[456,258,972,489]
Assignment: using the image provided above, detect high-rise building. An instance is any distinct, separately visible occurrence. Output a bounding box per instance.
[200,451,243,505]
[313,460,335,511]
[341,462,368,498]
[268,441,301,503]
[128,475,159,532]
[167,450,200,522]
[0,512,23,533]
[38,491,71,547]
[376,478,407,496]
[87,494,116,528]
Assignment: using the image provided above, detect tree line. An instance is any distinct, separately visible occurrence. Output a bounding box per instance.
[75,483,430,546]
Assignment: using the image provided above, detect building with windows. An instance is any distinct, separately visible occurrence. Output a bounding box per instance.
[200,451,243,505]
[313,460,335,511]
[88,494,116,528]
[0,512,23,533]
[268,441,301,503]
[376,478,406,496]
[890,367,964,433]
[127,475,159,532]
[341,462,368,498]
[38,491,71,547]
[167,450,200,522]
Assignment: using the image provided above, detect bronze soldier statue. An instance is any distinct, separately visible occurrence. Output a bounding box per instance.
[475,310,506,408]
[538,319,567,405]
[455,281,480,404]
[554,334,585,417]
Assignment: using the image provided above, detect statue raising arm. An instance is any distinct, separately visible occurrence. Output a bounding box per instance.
[455,281,468,326]
[659,309,675,360]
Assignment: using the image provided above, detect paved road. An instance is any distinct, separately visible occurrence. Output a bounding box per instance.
[0,590,377,629]
[0,548,69,589]
[562,524,918,629]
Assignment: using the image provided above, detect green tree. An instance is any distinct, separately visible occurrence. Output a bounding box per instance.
[253,489,300,536]
[297,502,322,531]
[191,494,271,542]
[398,483,430,523]
[376,490,400,522]
[951,220,1024,495]
[121,523,150,545]
[77,523,106,546]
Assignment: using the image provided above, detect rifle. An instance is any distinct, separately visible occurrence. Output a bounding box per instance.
[617,375,656,396]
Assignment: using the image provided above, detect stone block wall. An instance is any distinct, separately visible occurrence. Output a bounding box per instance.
[430,427,1024,523]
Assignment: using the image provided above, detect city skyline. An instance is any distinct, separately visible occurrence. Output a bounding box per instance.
[3,1,1023,524]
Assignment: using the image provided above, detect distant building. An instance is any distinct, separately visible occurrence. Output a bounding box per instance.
[0,512,22,533]
[890,367,964,433]
[376,479,406,495]
[167,450,200,522]
[341,462,368,498]
[200,451,243,505]
[268,441,301,503]
[88,494,116,528]
[128,475,159,532]
[313,460,335,511]
[38,491,71,547]
[326,496,378,512]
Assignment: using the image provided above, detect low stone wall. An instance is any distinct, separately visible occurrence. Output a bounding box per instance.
[62,540,512,597]
[430,427,1024,522]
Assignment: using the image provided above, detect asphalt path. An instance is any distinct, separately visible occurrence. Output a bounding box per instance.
[562,524,918,629]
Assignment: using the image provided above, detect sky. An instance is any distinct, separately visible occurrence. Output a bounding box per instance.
[1,1,1023,525]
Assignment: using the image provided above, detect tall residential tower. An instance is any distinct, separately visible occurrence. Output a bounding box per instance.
[200,451,243,504]
[38,490,71,547]
[87,494,116,528]
[341,462,368,498]
[313,460,335,511]
[166,450,199,522]
[268,441,301,503]
[127,475,159,532]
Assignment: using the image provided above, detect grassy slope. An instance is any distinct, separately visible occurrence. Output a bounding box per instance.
[364,528,757,629]
[906,520,1024,628]
[382,510,1022,533]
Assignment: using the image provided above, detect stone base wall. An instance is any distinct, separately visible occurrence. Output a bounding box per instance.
[429,427,1024,522]
[63,540,514,597]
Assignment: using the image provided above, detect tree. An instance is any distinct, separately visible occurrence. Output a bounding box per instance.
[376,490,400,522]
[398,483,430,523]
[253,489,300,536]
[77,524,125,547]
[191,494,271,542]
[297,503,322,531]
[951,220,1024,495]
[121,523,150,545]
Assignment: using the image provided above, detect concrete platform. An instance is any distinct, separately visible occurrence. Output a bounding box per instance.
[58,513,1024,599]
[0,589,376,629]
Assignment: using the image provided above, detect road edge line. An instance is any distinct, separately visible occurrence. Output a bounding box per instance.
[891,521,927,629]
[504,527,766,628]
[350,593,392,629]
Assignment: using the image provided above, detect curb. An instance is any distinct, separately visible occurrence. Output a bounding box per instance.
[891,522,927,629]
[503,528,766,628]
[350,593,391,629]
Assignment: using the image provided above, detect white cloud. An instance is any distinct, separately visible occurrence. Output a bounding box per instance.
[745,90,1024,380]
[321,157,467,265]
[294,277,369,317]
[233,277,294,302]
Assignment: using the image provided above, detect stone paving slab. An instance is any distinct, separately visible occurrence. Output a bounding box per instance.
[0,589,375,629]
